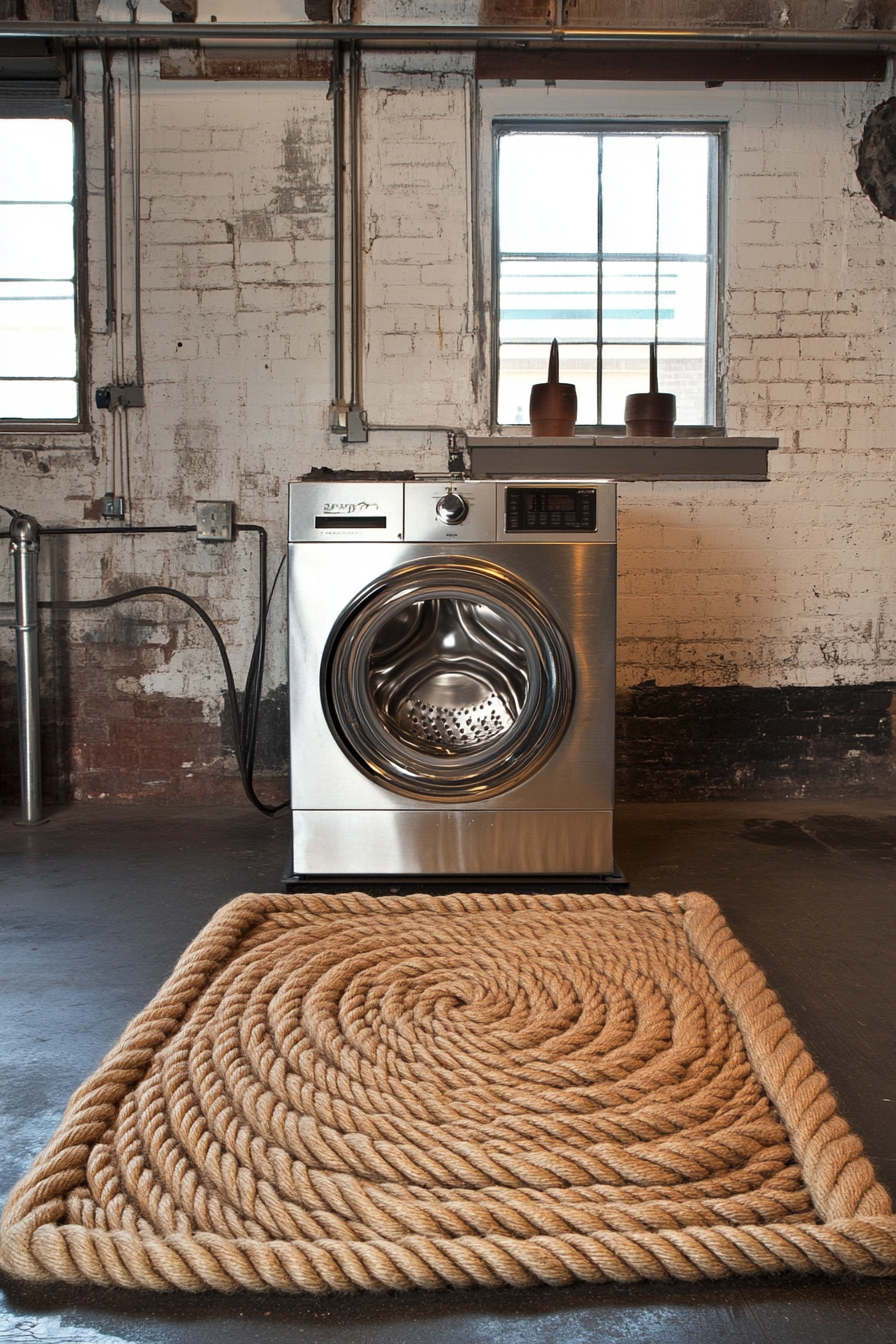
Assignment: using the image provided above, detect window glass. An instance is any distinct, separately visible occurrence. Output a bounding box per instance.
[495,126,719,429]
[0,119,78,423]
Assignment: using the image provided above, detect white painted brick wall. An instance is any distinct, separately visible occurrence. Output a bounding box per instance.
[2,58,895,743]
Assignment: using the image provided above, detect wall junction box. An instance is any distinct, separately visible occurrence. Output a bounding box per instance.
[196,500,234,542]
[95,384,145,410]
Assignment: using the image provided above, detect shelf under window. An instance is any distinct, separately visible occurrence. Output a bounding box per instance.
[465,436,778,482]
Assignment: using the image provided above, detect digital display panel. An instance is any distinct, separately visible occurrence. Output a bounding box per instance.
[524,492,576,512]
[505,488,597,533]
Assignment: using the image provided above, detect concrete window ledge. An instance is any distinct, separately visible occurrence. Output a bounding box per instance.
[466,437,779,482]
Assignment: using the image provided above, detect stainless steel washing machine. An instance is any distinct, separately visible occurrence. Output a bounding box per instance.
[287,478,617,880]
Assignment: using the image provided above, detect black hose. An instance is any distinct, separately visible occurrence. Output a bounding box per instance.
[245,557,285,782]
[1,507,288,817]
[38,586,288,817]
[233,526,268,778]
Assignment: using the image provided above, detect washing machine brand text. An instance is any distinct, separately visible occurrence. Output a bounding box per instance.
[322,501,378,514]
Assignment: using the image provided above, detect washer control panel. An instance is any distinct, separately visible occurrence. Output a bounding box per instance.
[404,481,496,542]
[289,481,405,541]
[288,480,614,544]
[498,482,613,542]
[506,487,597,533]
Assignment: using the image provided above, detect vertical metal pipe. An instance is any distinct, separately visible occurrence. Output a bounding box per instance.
[332,44,345,408]
[128,36,144,388]
[101,44,116,334]
[10,516,43,826]
[349,42,363,412]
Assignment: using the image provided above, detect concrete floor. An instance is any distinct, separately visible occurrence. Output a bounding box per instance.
[1,799,894,1343]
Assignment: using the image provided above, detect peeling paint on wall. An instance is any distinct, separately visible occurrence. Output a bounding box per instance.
[1,57,895,803]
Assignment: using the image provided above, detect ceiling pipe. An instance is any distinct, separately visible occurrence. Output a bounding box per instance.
[3,22,896,51]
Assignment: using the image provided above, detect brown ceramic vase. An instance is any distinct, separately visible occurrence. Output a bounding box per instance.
[624,343,676,437]
[529,339,577,438]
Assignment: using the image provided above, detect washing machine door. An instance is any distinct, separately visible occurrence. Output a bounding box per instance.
[323,557,574,802]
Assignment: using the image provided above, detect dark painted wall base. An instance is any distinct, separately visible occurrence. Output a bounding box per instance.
[3,655,894,805]
[616,682,896,802]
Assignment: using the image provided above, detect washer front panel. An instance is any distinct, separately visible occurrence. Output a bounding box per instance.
[289,539,616,813]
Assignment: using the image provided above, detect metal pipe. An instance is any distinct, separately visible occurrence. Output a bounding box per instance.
[101,44,116,333]
[9,515,44,826]
[349,42,362,414]
[332,44,345,408]
[128,36,144,388]
[4,21,896,51]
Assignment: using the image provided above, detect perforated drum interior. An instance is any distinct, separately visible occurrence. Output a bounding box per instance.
[324,559,574,802]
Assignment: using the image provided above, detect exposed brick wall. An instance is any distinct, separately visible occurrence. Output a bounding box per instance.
[617,682,896,801]
[1,50,895,804]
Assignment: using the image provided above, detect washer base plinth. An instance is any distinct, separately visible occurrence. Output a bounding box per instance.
[291,809,614,878]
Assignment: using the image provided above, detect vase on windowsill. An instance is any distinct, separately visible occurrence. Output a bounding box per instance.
[529,339,577,438]
[624,343,676,437]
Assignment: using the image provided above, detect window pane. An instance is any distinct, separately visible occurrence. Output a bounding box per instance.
[601,344,650,425]
[658,136,709,255]
[601,136,659,255]
[0,204,74,280]
[0,120,74,203]
[498,135,598,255]
[602,260,663,340]
[498,343,543,426]
[0,282,77,377]
[0,379,78,419]
[658,344,707,424]
[657,262,707,341]
[498,344,596,427]
[500,259,597,344]
[601,344,707,425]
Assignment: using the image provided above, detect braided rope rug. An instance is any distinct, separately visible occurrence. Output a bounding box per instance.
[2,889,895,1294]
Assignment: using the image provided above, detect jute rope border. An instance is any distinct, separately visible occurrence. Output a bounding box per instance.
[1,889,894,1292]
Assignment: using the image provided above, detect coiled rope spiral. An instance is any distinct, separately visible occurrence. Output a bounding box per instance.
[1,889,894,1292]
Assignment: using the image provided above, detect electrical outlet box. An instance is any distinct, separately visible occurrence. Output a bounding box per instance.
[196,500,234,542]
[101,493,125,520]
[95,384,145,410]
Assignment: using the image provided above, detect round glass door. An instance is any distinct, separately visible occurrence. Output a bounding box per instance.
[324,558,573,801]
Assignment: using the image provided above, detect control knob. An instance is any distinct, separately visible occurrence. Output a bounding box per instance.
[435,491,468,525]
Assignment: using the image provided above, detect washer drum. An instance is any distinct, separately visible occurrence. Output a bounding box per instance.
[324,558,574,802]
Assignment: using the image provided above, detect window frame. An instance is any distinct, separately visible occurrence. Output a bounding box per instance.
[490,118,727,434]
[0,78,90,437]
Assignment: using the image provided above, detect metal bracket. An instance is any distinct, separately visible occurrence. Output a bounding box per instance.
[344,406,369,444]
[329,399,349,433]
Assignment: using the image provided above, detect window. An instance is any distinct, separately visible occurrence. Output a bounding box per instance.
[494,123,722,430]
[0,117,81,424]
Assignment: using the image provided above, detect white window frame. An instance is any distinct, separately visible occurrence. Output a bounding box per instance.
[0,87,87,435]
[490,119,726,433]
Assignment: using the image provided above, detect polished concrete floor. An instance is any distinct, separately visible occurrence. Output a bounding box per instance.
[1,800,894,1344]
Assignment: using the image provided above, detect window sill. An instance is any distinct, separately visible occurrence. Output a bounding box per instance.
[465,435,778,482]
[1,424,93,445]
